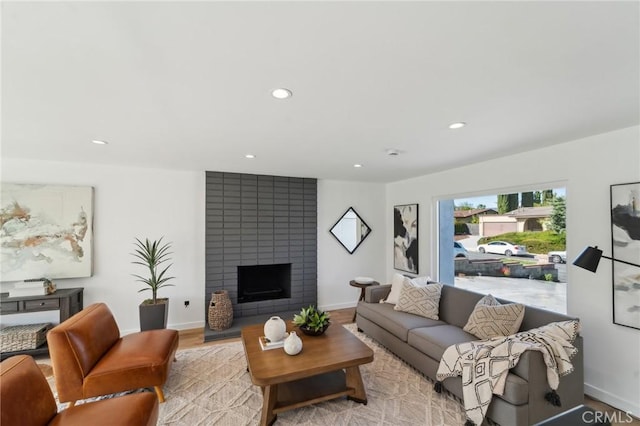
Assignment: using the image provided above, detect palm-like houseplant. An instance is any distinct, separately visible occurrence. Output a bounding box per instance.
[132,237,175,330]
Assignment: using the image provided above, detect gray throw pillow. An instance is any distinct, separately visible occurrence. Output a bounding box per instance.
[394,282,443,320]
[464,294,525,340]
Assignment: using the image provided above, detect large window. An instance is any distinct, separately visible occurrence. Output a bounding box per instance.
[439,188,567,313]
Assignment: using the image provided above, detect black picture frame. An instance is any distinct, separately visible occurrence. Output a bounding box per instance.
[393,204,419,274]
[610,181,640,330]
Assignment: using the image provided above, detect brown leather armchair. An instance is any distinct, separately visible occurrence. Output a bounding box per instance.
[47,302,179,405]
[1,355,159,426]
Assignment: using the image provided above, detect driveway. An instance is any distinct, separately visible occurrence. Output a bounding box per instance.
[454,275,567,314]
[457,235,482,251]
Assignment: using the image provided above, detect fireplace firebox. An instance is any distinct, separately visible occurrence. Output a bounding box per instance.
[237,263,292,303]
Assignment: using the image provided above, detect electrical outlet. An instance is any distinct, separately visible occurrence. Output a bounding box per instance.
[184,300,190,308]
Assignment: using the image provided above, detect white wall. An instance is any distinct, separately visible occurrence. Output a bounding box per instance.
[0,162,387,332]
[1,159,206,334]
[317,180,387,311]
[386,125,640,415]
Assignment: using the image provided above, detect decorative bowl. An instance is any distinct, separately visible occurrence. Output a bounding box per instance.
[354,276,374,284]
[299,323,330,336]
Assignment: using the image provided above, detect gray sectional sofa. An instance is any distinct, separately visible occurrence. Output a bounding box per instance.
[356,283,584,426]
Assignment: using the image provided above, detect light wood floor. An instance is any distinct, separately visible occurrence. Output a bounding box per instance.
[180,307,638,424]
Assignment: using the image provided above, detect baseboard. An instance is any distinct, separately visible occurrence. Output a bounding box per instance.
[319,301,357,311]
[120,320,205,336]
[169,320,206,331]
[585,383,640,417]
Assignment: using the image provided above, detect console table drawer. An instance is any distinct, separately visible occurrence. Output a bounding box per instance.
[24,299,60,311]
[0,302,19,313]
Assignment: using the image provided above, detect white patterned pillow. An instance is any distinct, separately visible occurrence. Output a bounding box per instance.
[394,282,443,320]
[463,294,525,340]
[383,273,412,304]
[409,275,432,287]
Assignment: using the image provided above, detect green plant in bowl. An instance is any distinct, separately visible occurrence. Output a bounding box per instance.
[293,305,330,335]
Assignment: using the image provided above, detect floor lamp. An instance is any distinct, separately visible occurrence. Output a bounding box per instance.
[573,245,640,272]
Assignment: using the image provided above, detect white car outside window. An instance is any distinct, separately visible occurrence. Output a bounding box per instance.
[477,241,527,257]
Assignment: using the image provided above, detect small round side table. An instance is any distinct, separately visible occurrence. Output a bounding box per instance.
[350,280,380,322]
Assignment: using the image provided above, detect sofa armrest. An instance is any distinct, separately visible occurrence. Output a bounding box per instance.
[510,335,584,424]
[364,284,391,303]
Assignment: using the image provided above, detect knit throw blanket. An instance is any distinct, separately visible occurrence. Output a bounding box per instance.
[435,320,580,426]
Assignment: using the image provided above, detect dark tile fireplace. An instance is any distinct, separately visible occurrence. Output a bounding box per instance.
[238,263,291,303]
[204,172,317,341]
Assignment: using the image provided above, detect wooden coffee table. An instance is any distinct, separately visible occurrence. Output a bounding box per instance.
[241,322,374,426]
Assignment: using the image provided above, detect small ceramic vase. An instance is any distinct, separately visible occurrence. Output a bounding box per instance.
[264,316,286,342]
[284,331,303,355]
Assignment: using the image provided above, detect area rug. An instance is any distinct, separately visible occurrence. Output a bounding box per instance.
[49,324,466,425]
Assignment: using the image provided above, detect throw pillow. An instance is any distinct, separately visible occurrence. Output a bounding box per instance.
[464,294,525,340]
[409,275,432,287]
[394,282,443,320]
[383,273,411,304]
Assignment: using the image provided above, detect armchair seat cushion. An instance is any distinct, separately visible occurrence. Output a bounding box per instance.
[85,329,178,397]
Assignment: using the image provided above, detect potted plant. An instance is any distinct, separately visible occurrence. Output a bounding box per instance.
[132,237,175,331]
[293,305,331,336]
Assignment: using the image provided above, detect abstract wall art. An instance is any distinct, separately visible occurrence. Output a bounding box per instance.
[610,181,640,330]
[394,203,418,274]
[0,184,94,282]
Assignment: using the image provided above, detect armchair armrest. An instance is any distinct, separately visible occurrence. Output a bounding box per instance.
[364,284,391,303]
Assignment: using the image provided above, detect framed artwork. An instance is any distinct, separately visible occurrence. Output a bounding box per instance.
[610,182,640,330]
[394,204,418,274]
[0,184,94,282]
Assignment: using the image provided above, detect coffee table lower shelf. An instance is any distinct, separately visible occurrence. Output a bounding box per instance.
[262,368,366,425]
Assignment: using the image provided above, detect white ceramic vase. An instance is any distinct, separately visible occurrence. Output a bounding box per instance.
[264,316,286,342]
[284,331,303,355]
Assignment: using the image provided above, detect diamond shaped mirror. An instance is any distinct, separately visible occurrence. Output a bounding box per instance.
[329,207,371,254]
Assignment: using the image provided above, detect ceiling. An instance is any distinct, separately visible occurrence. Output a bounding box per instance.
[2,1,638,183]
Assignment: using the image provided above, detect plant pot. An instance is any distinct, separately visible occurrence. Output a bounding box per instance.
[299,323,330,336]
[139,298,168,331]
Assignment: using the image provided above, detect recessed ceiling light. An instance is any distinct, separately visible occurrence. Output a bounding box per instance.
[91,140,108,145]
[448,122,466,130]
[354,164,363,168]
[271,88,292,99]
[245,154,256,159]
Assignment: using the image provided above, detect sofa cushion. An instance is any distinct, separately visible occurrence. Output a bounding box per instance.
[383,273,411,304]
[357,300,444,341]
[394,282,443,320]
[407,324,478,361]
[442,368,530,406]
[437,285,486,328]
[464,294,525,339]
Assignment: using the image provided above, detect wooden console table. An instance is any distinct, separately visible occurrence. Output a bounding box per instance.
[0,287,84,360]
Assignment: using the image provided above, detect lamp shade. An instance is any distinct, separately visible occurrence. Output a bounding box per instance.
[573,246,603,272]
